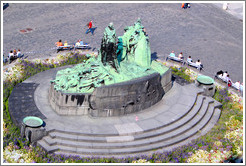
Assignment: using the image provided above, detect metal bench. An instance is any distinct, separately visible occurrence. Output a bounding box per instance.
[56,45,74,53]
[57,45,73,50]
[187,61,203,71]
[215,74,227,82]
[74,44,90,49]
[166,55,185,65]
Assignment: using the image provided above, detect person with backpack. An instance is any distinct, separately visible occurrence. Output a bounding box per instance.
[85,20,93,34]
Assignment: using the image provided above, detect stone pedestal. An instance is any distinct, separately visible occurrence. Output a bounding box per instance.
[21,123,47,143]
[89,72,164,117]
[49,84,91,116]
[195,80,215,97]
[49,70,172,117]
[195,75,215,97]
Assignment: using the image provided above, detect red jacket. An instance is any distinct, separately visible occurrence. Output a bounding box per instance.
[88,21,92,29]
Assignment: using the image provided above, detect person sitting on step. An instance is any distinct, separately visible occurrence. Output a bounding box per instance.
[55,39,63,53]
[169,51,175,57]
[178,52,184,60]
[8,50,16,63]
[187,56,192,63]
[195,59,203,70]
[79,40,83,46]
[17,49,24,58]
[222,71,228,80]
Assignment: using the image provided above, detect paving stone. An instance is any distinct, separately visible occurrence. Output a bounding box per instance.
[153,110,177,125]
[76,148,110,154]
[177,95,197,107]
[106,136,134,143]
[114,123,143,135]
[60,139,93,148]
[167,104,191,117]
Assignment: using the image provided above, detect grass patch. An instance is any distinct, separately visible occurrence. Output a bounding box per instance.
[170,66,193,83]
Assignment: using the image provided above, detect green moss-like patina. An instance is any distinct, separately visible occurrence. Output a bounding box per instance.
[197,75,214,85]
[51,19,169,93]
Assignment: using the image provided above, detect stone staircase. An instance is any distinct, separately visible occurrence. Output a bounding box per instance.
[37,83,222,158]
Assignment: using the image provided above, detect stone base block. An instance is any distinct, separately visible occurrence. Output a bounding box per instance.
[21,124,47,143]
[195,80,215,97]
[49,70,172,117]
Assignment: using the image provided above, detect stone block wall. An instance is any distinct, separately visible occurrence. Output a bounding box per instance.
[161,69,172,93]
[89,73,164,117]
[49,70,172,117]
[49,84,91,116]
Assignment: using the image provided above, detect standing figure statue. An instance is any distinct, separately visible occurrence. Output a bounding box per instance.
[118,18,151,67]
[116,37,123,66]
[100,22,119,71]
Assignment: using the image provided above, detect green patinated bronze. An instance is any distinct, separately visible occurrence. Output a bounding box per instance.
[197,75,214,85]
[118,18,151,67]
[98,22,119,71]
[23,116,43,127]
[51,19,169,93]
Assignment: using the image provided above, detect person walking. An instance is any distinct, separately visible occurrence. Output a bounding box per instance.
[85,20,93,34]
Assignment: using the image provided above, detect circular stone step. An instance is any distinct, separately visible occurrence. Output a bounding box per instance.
[8,66,222,158]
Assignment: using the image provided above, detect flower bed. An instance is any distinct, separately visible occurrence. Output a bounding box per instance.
[3,57,243,163]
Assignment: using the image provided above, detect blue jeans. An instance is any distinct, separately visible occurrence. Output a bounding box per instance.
[85,28,92,34]
[86,27,97,35]
[3,58,8,63]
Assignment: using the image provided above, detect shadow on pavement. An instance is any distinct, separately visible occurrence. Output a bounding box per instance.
[3,3,9,10]
[151,52,158,61]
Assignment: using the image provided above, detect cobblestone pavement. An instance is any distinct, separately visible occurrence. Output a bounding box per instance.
[3,3,243,82]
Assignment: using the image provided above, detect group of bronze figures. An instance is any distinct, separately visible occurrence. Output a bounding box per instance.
[99,18,151,71]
